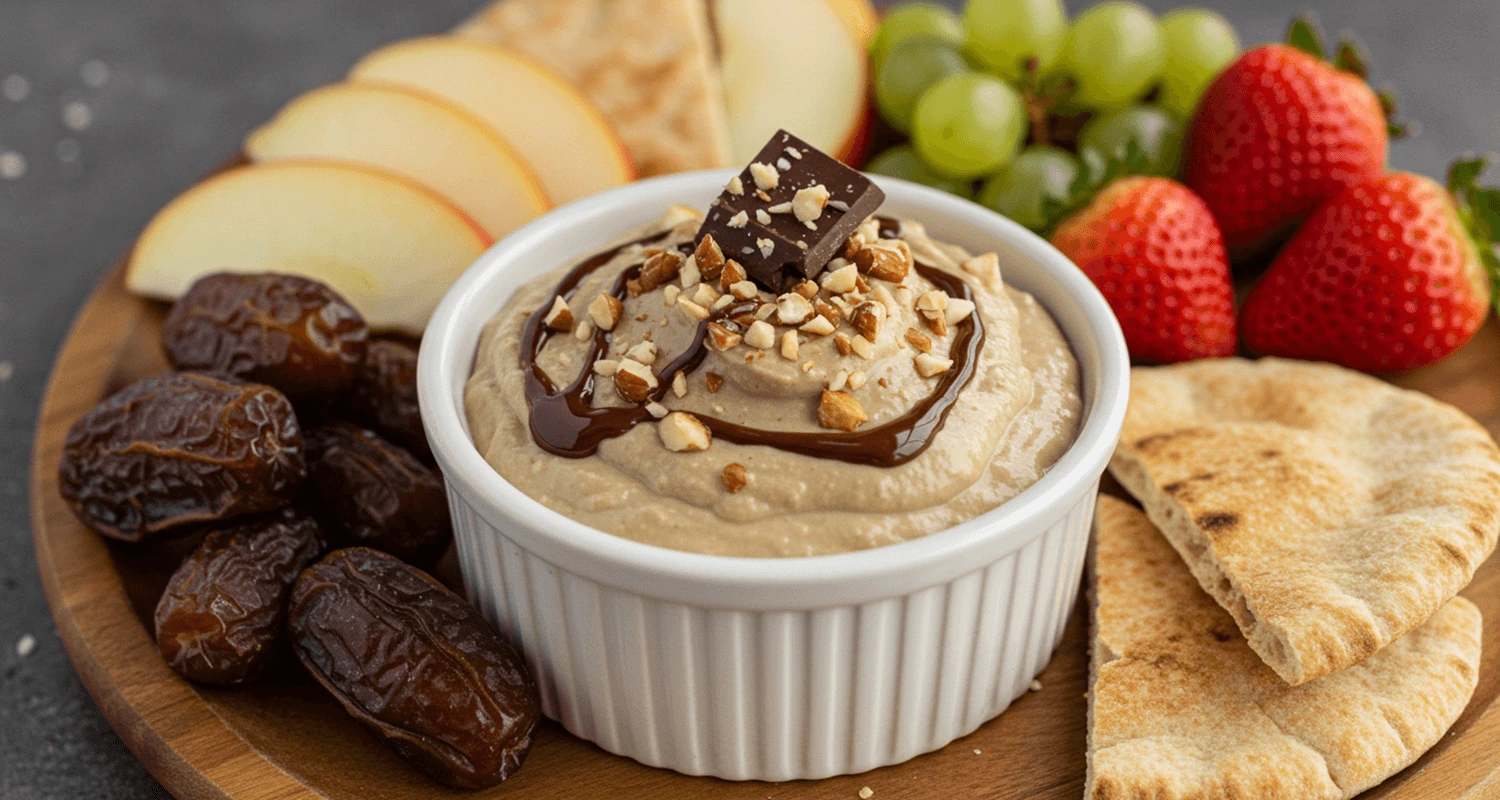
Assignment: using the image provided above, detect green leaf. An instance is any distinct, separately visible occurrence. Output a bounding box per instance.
[1447,156,1489,196]
[1333,37,1369,78]
[1447,156,1500,316]
[1286,16,1326,59]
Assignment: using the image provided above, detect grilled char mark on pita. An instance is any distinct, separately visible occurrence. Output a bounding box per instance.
[1089,496,1481,800]
[1110,357,1500,685]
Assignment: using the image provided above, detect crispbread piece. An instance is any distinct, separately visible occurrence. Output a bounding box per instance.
[1089,496,1481,800]
[456,0,732,177]
[1110,357,1500,684]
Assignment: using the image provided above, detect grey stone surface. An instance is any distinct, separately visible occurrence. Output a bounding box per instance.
[0,1,1495,797]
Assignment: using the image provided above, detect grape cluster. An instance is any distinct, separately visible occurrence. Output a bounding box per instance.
[864,0,1239,234]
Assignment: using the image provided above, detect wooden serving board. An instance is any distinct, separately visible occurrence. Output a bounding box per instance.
[29,259,1500,798]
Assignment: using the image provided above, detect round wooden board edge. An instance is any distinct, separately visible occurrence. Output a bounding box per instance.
[30,262,318,800]
[28,262,1500,799]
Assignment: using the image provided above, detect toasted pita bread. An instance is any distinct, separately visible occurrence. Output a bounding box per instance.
[1089,496,1481,800]
[457,0,732,177]
[1110,357,1500,685]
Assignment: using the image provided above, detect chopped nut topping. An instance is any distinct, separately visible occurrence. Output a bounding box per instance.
[756,237,775,258]
[780,330,799,360]
[828,199,850,212]
[543,296,573,331]
[894,286,913,307]
[854,239,912,283]
[677,297,710,321]
[767,201,793,214]
[854,273,870,294]
[707,322,742,351]
[754,302,777,320]
[922,311,949,337]
[749,161,780,190]
[961,252,1002,291]
[692,282,720,307]
[680,256,701,288]
[850,334,874,360]
[856,216,881,242]
[915,352,954,378]
[849,301,886,342]
[626,340,658,365]
[660,205,702,230]
[818,390,868,432]
[794,279,819,299]
[720,259,747,293]
[777,156,792,171]
[613,358,658,402]
[813,298,843,325]
[663,284,681,305]
[916,290,949,313]
[711,294,735,311]
[587,294,622,331]
[636,250,683,294]
[727,210,748,229]
[672,371,688,398]
[785,146,803,159]
[706,372,725,392]
[800,315,836,336]
[744,320,776,349]
[645,401,669,419]
[659,411,711,452]
[848,370,867,390]
[871,284,899,317]
[802,360,816,372]
[945,298,976,326]
[726,175,744,195]
[904,327,934,353]
[728,280,759,300]
[775,292,815,325]
[792,184,831,223]
[821,263,859,294]
[756,209,772,225]
[574,319,595,341]
[695,235,726,282]
[828,369,849,392]
[756,190,772,202]
[592,359,619,376]
[833,332,853,356]
[722,462,748,493]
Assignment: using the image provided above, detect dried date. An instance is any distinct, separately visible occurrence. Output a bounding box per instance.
[162,272,369,406]
[154,508,325,685]
[59,372,306,542]
[303,421,450,565]
[346,338,430,462]
[288,547,540,789]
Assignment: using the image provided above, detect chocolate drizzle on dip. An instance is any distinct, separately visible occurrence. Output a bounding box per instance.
[520,218,986,468]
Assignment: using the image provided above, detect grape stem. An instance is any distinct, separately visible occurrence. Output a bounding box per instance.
[1018,57,1073,148]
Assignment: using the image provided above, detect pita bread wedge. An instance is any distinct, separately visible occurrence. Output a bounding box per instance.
[1089,496,1481,800]
[1110,357,1500,685]
[457,0,732,177]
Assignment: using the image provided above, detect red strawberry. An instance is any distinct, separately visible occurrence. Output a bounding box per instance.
[1052,176,1237,363]
[1185,26,1393,261]
[1240,162,1500,372]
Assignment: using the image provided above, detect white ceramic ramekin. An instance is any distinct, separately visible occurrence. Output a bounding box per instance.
[418,170,1128,781]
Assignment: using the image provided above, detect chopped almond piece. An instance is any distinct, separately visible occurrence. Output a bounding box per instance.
[592,359,619,376]
[707,322,742,351]
[916,290,949,313]
[722,462,748,493]
[720,259,747,293]
[672,371,688,398]
[711,294,735,311]
[695,235,726,281]
[705,372,725,393]
[613,358,658,402]
[726,176,744,196]
[780,330,799,360]
[922,311,949,337]
[833,332,853,356]
[794,279,819,299]
[818,390,868,432]
[729,280,759,300]
[945,298,976,326]
[961,252,1002,291]
[821,263,859,294]
[727,210,748,229]
[744,320,776,349]
[625,340,658,365]
[915,352,954,377]
[905,327,934,354]
[680,255,702,288]
[849,302,886,342]
[663,285,681,305]
[636,250,683,294]
[776,292,815,325]
[827,369,849,392]
[854,239,913,283]
[749,161,780,190]
[850,334,874,360]
[574,319,595,342]
[543,296,573,331]
[813,298,843,325]
[848,371,867,390]
[800,315,836,336]
[645,401,669,419]
[659,411,711,452]
[677,297,710,321]
[792,184,830,223]
[587,294,622,331]
[754,302,776,320]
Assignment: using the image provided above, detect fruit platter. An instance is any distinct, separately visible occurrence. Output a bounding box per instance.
[28,0,1500,798]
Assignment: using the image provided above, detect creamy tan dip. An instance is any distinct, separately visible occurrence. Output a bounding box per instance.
[465,207,1082,557]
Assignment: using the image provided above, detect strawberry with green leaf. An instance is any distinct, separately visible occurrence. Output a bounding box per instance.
[1240,157,1500,372]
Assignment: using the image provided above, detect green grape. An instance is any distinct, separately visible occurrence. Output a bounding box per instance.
[1058,1,1165,109]
[978,146,1079,231]
[865,144,974,198]
[875,37,970,134]
[869,3,964,77]
[911,72,1026,179]
[1158,8,1241,118]
[1078,105,1183,176]
[963,0,1068,81]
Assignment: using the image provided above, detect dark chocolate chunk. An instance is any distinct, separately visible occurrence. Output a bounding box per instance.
[695,129,884,289]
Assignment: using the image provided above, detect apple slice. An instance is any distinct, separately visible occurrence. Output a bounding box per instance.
[126,161,489,336]
[351,36,634,206]
[714,0,867,165]
[245,81,548,240]
[823,0,878,49]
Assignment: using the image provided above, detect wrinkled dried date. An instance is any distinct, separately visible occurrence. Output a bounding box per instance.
[154,508,325,685]
[346,338,430,462]
[59,372,306,542]
[289,547,540,789]
[303,421,450,565]
[162,272,369,405]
